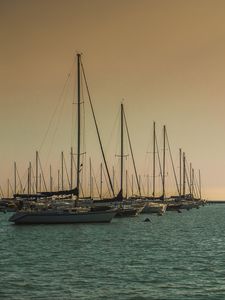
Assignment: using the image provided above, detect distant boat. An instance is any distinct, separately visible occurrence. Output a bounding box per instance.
[9,53,116,225]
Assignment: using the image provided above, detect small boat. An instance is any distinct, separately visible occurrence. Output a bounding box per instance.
[115,206,139,218]
[141,201,167,215]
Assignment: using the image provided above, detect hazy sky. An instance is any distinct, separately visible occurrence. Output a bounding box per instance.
[1,0,225,199]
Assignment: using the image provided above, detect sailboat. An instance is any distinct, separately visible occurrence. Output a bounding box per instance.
[141,122,167,215]
[92,103,143,217]
[9,53,117,224]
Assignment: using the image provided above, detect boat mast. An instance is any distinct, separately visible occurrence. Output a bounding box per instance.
[100,163,103,199]
[189,162,192,195]
[179,148,182,197]
[7,179,10,198]
[57,169,60,191]
[28,162,31,195]
[36,151,38,193]
[162,125,166,200]
[153,121,156,197]
[13,163,16,195]
[61,151,64,190]
[89,157,92,198]
[70,147,73,190]
[112,166,115,192]
[131,174,134,196]
[120,103,124,197]
[76,53,81,202]
[39,173,42,192]
[199,169,201,199]
[183,152,186,196]
[192,168,195,198]
[50,164,53,192]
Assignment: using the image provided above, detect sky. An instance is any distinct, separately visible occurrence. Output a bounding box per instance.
[1,0,225,199]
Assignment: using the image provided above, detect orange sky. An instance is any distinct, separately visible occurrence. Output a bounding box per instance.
[1,0,225,199]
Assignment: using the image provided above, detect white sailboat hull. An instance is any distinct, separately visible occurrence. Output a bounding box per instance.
[142,202,167,215]
[9,209,116,224]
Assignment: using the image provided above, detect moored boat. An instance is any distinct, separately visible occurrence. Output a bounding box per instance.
[9,208,116,224]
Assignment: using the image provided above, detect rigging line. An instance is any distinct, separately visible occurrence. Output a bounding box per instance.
[194,174,201,198]
[105,107,120,154]
[72,154,84,197]
[30,165,36,194]
[63,154,71,187]
[91,164,100,198]
[102,166,112,198]
[39,63,75,152]
[9,181,13,196]
[123,110,141,196]
[0,185,4,198]
[16,166,23,193]
[192,180,197,198]
[184,164,191,193]
[155,133,163,187]
[44,83,71,171]
[191,171,199,198]
[165,129,180,195]
[38,156,47,192]
[82,97,86,162]
[80,59,115,197]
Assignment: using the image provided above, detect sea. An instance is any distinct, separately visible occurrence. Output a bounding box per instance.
[0,204,225,300]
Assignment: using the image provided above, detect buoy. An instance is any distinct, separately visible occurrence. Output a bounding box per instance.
[144,218,151,222]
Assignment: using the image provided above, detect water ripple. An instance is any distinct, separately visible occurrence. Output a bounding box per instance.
[1,206,225,299]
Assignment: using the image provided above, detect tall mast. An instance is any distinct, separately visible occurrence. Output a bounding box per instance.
[131,174,134,196]
[7,179,10,198]
[112,166,115,192]
[139,175,141,195]
[50,164,53,192]
[89,157,92,198]
[199,169,201,199]
[192,168,195,198]
[76,53,81,201]
[190,163,192,195]
[179,148,182,197]
[153,121,156,197]
[28,162,31,195]
[36,151,38,193]
[100,163,103,199]
[183,152,186,196]
[70,147,73,190]
[57,169,60,191]
[61,151,64,190]
[13,162,16,195]
[125,170,128,199]
[162,125,166,199]
[120,103,124,197]
[38,173,41,192]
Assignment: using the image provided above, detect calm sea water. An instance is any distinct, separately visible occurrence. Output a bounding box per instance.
[1,204,225,300]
